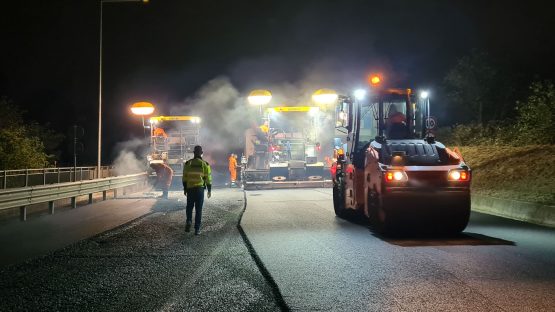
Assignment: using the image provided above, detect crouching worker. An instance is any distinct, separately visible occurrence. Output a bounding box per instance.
[150,161,174,199]
[182,145,212,235]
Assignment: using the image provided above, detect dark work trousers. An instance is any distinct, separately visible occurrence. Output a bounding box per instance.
[185,187,205,231]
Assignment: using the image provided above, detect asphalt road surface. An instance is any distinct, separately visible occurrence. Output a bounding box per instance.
[0,189,280,312]
[241,188,555,311]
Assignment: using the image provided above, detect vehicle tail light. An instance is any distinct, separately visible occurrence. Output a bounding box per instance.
[385,170,408,183]
[448,169,470,181]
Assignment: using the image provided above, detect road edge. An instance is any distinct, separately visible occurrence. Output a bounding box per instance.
[472,194,555,228]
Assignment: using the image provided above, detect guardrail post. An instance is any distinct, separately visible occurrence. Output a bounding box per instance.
[49,201,55,214]
[57,168,61,183]
[20,206,27,221]
[43,168,47,185]
[103,190,107,200]
[71,197,76,209]
[114,189,118,199]
[80,168,83,181]
[88,193,93,204]
[25,169,29,187]
[2,170,6,189]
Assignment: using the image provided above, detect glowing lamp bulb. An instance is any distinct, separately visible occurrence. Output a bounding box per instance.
[354,89,366,100]
[386,172,394,181]
[130,102,155,116]
[312,89,338,105]
[393,171,404,181]
[369,75,381,86]
[247,90,272,105]
[420,91,429,99]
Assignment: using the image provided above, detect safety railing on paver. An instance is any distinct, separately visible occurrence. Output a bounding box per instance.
[0,166,114,189]
[0,172,148,221]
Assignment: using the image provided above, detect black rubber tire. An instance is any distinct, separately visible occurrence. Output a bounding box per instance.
[332,182,348,218]
[368,188,393,234]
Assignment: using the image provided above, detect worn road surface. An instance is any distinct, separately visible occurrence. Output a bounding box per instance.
[241,188,555,311]
[0,189,279,312]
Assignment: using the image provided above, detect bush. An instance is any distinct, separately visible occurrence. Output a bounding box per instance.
[436,80,555,146]
[436,120,517,146]
[515,81,555,144]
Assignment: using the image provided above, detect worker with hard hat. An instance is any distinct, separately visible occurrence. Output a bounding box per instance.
[182,145,212,235]
[228,153,238,187]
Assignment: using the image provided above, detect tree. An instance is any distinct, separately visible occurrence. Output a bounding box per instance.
[515,81,555,144]
[444,51,498,125]
[0,97,49,169]
[0,128,47,169]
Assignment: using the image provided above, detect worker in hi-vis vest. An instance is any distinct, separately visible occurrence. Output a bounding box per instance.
[182,145,212,235]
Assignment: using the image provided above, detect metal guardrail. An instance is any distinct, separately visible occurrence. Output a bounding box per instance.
[0,166,114,189]
[0,172,147,221]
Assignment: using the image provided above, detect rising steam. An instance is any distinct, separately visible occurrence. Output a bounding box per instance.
[112,137,149,176]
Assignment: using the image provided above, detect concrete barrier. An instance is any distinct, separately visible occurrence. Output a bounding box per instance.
[472,194,555,227]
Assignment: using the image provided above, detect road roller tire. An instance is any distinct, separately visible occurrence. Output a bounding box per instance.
[368,189,395,234]
[333,182,348,218]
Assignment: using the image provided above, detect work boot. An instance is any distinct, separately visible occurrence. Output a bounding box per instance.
[194,229,201,235]
[162,190,169,199]
[185,223,192,232]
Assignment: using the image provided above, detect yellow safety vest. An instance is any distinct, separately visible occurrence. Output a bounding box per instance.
[182,158,212,188]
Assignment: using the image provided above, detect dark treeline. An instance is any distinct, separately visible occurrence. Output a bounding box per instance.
[439,50,555,145]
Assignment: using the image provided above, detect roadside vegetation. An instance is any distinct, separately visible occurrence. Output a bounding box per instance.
[459,145,555,205]
[0,97,63,170]
[439,52,555,205]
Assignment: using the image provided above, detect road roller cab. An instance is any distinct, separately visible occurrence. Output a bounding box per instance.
[332,84,471,234]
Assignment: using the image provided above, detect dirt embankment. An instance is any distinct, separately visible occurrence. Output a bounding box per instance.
[459,145,555,205]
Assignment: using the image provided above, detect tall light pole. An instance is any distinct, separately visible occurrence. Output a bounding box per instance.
[98,0,148,178]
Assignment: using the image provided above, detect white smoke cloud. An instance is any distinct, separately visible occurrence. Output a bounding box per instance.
[112,137,149,176]
[170,77,259,156]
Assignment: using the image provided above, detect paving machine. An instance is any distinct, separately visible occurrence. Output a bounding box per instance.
[332,79,471,234]
[147,115,201,176]
[243,105,333,190]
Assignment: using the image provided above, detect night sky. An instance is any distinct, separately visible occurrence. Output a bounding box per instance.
[1,0,554,165]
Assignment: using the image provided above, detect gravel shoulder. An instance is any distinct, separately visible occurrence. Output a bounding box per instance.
[0,188,280,312]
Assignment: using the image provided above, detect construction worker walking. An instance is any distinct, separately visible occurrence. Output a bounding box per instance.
[182,145,212,235]
[228,153,237,187]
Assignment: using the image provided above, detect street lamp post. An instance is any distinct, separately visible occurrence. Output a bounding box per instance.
[97,0,148,178]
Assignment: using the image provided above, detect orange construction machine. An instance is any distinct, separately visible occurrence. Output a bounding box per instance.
[147,115,201,176]
[331,77,471,234]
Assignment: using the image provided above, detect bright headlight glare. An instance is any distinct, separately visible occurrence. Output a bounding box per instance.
[385,170,408,183]
[448,169,469,181]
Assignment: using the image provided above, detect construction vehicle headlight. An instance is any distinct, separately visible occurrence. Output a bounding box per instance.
[385,170,408,182]
[448,169,470,181]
